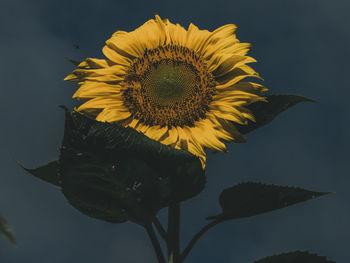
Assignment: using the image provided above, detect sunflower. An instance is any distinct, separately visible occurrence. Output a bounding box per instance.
[64,15,267,169]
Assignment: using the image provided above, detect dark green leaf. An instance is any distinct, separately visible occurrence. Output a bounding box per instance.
[59,109,205,225]
[20,160,60,186]
[208,182,330,220]
[253,250,335,263]
[0,215,17,246]
[237,94,315,134]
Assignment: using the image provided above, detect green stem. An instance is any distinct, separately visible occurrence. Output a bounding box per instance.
[180,218,223,261]
[146,223,166,263]
[153,217,168,242]
[167,202,181,262]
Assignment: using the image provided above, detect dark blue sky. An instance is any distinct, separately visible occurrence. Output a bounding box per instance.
[1,0,349,262]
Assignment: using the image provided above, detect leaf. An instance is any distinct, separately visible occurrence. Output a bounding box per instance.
[207,182,330,220]
[59,109,205,225]
[0,215,17,246]
[237,94,316,134]
[253,250,335,263]
[20,160,60,186]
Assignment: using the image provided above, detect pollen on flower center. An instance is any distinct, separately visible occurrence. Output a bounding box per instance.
[122,44,217,127]
[143,63,197,106]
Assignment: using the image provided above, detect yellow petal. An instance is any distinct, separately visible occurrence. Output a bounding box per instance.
[132,15,167,50]
[210,56,257,77]
[164,20,187,46]
[187,140,206,160]
[135,122,150,134]
[210,24,238,43]
[80,74,124,82]
[233,82,268,94]
[96,108,131,122]
[78,58,111,69]
[65,68,125,82]
[64,73,79,81]
[206,113,235,142]
[160,126,179,146]
[144,125,169,141]
[126,118,140,129]
[223,42,251,56]
[216,74,259,89]
[102,46,132,66]
[214,116,246,143]
[210,100,254,120]
[202,35,239,59]
[106,31,144,58]
[210,109,247,125]
[185,23,211,53]
[73,64,127,77]
[213,89,265,102]
[201,24,238,55]
[76,96,125,111]
[182,126,207,168]
[73,85,122,99]
[207,54,247,74]
[189,119,227,152]
[89,65,128,76]
[174,126,189,151]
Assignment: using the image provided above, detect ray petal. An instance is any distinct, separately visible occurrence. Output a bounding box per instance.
[185,23,212,55]
[214,116,246,142]
[207,54,247,74]
[135,122,150,134]
[102,45,133,66]
[96,108,131,122]
[78,58,111,69]
[189,120,228,152]
[106,32,144,59]
[133,15,167,49]
[76,96,125,111]
[144,125,169,141]
[73,85,122,99]
[175,126,189,151]
[160,126,179,146]
[164,20,187,46]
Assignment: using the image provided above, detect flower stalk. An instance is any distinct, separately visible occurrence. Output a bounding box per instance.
[167,203,181,263]
[181,218,224,261]
[153,217,168,242]
[145,223,166,263]
[147,204,223,262]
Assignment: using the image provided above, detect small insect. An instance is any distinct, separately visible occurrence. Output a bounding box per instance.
[73,44,80,49]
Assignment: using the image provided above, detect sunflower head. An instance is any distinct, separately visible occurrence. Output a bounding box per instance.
[65,15,267,169]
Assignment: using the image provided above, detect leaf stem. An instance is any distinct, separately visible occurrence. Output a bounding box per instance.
[153,217,168,242]
[145,223,166,263]
[168,203,181,262]
[180,218,224,261]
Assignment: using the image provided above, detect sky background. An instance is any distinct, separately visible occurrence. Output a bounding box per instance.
[0,0,349,262]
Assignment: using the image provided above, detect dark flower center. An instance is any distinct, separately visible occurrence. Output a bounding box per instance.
[122,44,216,127]
[143,63,196,106]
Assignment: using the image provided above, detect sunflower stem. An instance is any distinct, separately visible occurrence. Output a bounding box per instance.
[180,218,224,261]
[145,223,166,263]
[153,217,168,242]
[167,202,181,263]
